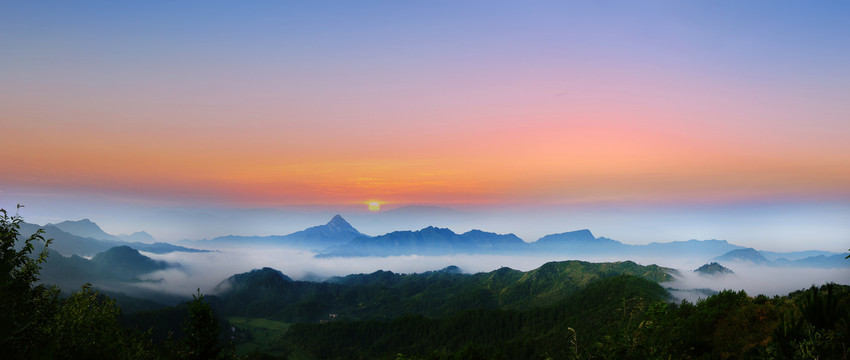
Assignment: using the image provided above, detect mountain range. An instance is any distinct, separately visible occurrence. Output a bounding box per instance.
[23,215,850,269]
[316,226,527,257]
[40,245,171,293]
[19,219,209,257]
[287,216,845,268]
[713,247,850,268]
[199,215,364,251]
[209,260,674,322]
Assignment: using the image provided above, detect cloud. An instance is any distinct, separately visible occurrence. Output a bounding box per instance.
[131,248,850,301]
[665,262,850,303]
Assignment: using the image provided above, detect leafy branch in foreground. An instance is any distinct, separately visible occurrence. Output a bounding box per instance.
[0,205,58,358]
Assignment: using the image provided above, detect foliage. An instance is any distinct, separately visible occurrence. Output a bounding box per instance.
[213,260,673,323]
[280,279,850,360]
[47,284,159,359]
[0,205,58,359]
[282,275,670,359]
[181,289,225,360]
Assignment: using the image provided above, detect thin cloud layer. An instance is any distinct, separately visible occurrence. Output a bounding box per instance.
[135,248,850,301]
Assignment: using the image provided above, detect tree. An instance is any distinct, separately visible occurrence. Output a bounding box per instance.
[1,206,158,359]
[0,205,59,359]
[182,289,223,359]
[48,284,157,359]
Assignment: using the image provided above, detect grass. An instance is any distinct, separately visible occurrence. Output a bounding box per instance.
[227,316,292,358]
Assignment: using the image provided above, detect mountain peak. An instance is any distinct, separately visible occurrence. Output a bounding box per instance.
[694,262,734,275]
[713,248,769,264]
[534,229,597,244]
[326,215,356,232]
[51,218,121,242]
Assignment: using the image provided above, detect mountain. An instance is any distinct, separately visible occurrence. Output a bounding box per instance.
[19,222,115,256]
[535,229,597,243]
[128,242,211,254]
[760,250,838,261]
[531,229,624,253]
[694,262,734,275]
[284,215,365,248]
[202,215,365,250]
[19,221,209,257]
[40,245,172,293]
[214,267,294,297]
[640,239,744,259]
[91,245,170,281]
[713,248,770,264]
[777,253,850,268]
[316,226,526,257]
[212,260,675,322]
[119,231,156,243]
[39,249,98,289]
[712,248,850,268]
[50,219,123,242]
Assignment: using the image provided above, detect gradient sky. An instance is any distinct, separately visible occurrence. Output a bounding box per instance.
[2,1,850,249]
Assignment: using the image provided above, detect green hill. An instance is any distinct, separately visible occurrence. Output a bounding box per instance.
[211,260,675,322]
[694,261,734,275]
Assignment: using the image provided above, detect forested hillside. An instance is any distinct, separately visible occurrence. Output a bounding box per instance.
[209,260,674,322]
[279,282,850,360]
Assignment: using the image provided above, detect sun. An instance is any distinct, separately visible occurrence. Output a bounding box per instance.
[367,201,381,212]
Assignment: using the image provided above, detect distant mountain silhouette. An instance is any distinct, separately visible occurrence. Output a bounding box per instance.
[640,239,744,258]
[203,215,364,250]
[774,253,850,268]
[531,229,623,252]
[287,215,365,247]
[50,218,123,242]
[128,242,211,254]
[184,216,850,268]
[760,250,837,261]
[316,226,525,257]
[19,221,208,257]
[315,224,849,267]
[119,231,157,243]
[713,248,770,264]
[20,222,114,256]
[712,248,850,268]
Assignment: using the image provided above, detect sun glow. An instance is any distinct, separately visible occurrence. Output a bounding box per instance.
[368,201,382,212]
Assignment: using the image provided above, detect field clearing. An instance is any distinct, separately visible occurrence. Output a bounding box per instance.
[227,316,292,357]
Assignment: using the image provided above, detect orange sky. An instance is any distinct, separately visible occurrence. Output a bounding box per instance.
[2,1,850,209]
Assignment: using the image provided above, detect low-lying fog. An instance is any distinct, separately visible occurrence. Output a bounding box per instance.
[137,247,850,304]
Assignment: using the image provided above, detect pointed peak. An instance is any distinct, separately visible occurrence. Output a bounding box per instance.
[325,215,356,232]
[327,214,348,225]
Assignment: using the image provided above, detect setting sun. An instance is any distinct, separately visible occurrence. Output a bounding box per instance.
[368,201,381,212]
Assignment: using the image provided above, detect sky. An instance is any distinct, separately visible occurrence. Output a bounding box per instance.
[2,1,850,251]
